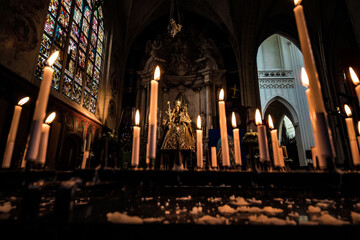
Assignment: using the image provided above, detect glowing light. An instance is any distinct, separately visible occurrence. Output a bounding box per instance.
[135,109,140,125]
[268,115,274,129]
[255,109,262,125]
[197,115,201,129]
[301,67,309,88]
[154,66,161,81]
[47,51,59,66]
[232,112,237,128]
[18,97,29,106]
[344,104,352,117]
[219,89,224,101]
[294,0,302,6]
[349,67,360,85]
[45,112,56,124]
[358,121,360,135]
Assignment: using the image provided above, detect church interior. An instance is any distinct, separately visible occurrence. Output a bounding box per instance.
[1,0,360,237]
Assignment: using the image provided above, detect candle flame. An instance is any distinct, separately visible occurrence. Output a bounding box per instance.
[219,89,224,101]
[45,112,56,124]
[232,112,237,128]
[294,0,302,6]
[268,115,274,129]
[135,109,140,125]
[301,67,309,88]
[344,104,352,117]
[47,51,59,66]
[349,67,360,85]
[18,96,29,106]
[197,115,201,129]
[255,109,262,125]
[154,66,160,81]
[358,121,360,135]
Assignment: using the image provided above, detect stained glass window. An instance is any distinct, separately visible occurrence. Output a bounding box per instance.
[35,0,104,114]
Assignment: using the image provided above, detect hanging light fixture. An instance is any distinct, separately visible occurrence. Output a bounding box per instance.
[168,0,182,38]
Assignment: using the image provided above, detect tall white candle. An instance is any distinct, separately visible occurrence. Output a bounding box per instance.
[344,105,360,166]
[37,112,55,165]
[232,112,242,166]
[2,97,30,168]
[131,110,141,167]
[278,146,285,167]
[147,66,160,160]
[255,109,270,162]
[26,51,59,161]
[349,67,360,106]
[196,115,203,169]
[218,89,230,167]
[294,1,333,169]
[268,115,280,167]
[211,146,217,168]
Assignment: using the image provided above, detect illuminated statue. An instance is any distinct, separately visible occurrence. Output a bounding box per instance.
[161,98,195,151]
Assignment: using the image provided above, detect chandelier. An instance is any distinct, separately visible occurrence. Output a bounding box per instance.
[168,0,182,38]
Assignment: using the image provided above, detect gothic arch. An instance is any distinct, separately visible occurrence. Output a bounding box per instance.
[263,96,299,126]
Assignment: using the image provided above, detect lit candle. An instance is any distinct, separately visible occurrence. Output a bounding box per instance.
[302,68,318,167]
[278,145,285,168]
[26,51,59,161]
[294,1,334,169]
[218,89,230,167]
[211,146,217,168]
[268,115,280,167]
[147,66,160,160]
[232,112,242,166]
[2,97,30,168]
[344,105,360,167]
[349,67,360,106]
[37,112,55,165]
[131,110,141,167]
[196,115,203,169]
[255,109,270,162]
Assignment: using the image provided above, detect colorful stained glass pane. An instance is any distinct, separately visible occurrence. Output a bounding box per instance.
[40,34,52,57]
[68,38,77,60]
[98,6,103,20]
[84,6,91,22]
[61,0,72,13]
[92,17,98,33]
[79,50,86,69]
[91,82,98,97]
[73,7,82,25]
[48,0,59,17]
[95,53,101,69]
[58,6,70,28]
[75,68,83,85]
[76,0,83,10]
[83,90,90,109]
[70,23,80,41]
[96,39,102,54]
[35,55,46,79]
[86,0,92,9]
[72,83,82,103]
[65,59,75,76]
[62,74,73,97]
[52,67,61,90]
[44,14,56,37]
[89,45,95,62]
[90,31,97,46]
[85,74,92,89]
[90,97,96,113]
[54,24,67,48]
[87,61,93,77]
[98,27,103,42]
[79,33,88,50]
[93,68,100,84]
[82,20,90,37]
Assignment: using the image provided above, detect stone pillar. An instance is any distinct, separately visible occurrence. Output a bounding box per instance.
[205,83,212,133]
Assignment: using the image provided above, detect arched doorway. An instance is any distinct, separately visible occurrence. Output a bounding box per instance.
[257,34,315,168]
